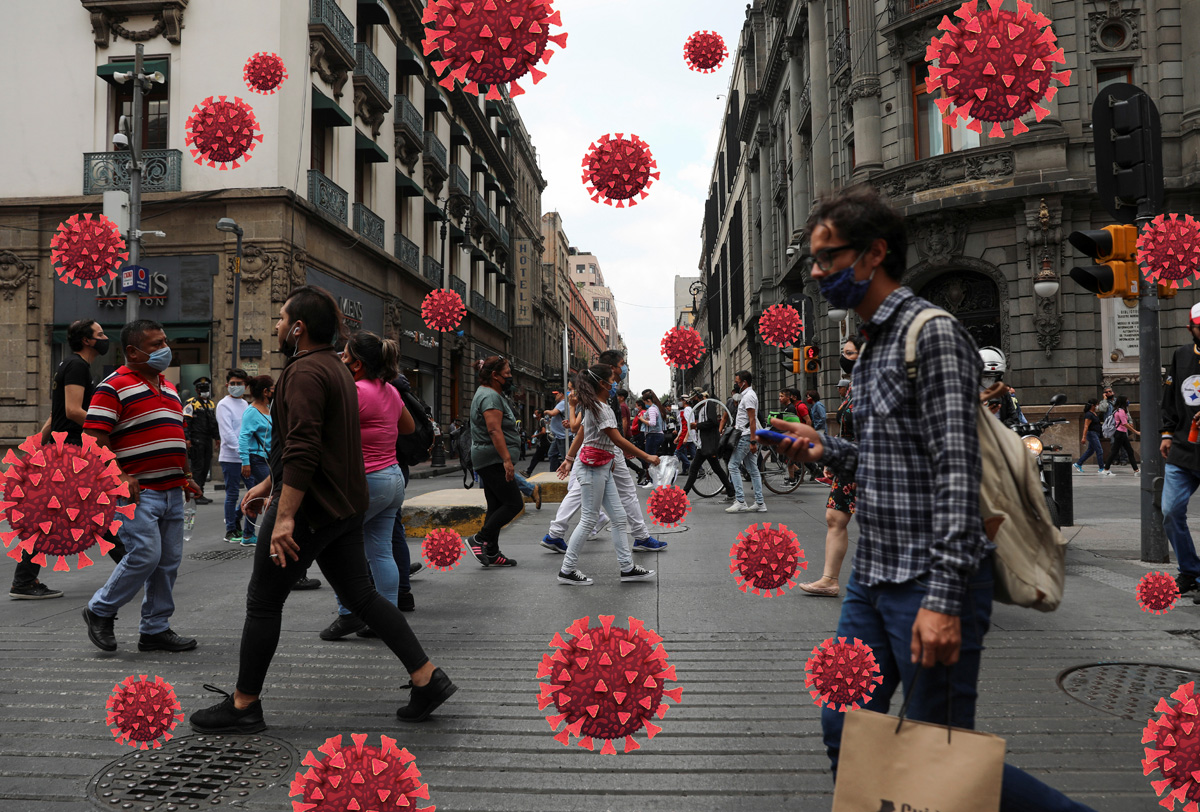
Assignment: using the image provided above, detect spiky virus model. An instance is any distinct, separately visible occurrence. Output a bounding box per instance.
[422,0,568,100]
[1137,571,1181,615]
[1,433,134,571]
[757,304,803,348]
[289,734,434,812]
[422,528,464,571]
[106,674,183,750]
[804,636,884,712]
[660,326,706,369]
[646,485,690,528]
[1143,681,1200,811]
[1138,214,1200,291]
[50,213,128,289]
[421,288,466,332]
[683,30,728,73]
[537,615,683,755]
[185,96,263,169]
[925,0,1071,138]
[581,134,660,208]
[728,522,807,597]
[243,52,288,94]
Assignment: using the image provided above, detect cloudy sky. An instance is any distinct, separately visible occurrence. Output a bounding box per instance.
[514,0,749,396]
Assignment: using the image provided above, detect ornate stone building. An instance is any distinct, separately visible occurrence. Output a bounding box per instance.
[692,0,1200,408]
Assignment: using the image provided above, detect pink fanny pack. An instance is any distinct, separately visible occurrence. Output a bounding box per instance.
[578,445,615,466]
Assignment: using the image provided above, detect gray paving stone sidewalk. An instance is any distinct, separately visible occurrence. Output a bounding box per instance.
[2,469,1198,811]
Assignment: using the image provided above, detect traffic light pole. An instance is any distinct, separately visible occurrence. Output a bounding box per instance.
[1138,203,1169,564]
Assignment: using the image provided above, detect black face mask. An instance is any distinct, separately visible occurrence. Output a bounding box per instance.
[840,355,856,375]
[91,338,110,356]
[501,376,515,395]
[1193,333,1200,351]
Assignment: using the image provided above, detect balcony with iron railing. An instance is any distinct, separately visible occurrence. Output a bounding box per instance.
[498,222,510,247]
[423,131,448,180]
[393,231,419,273]
[83,149,182,195]
[423,255,443,286]
[353,202,385,249]
[307,169,348,225]
[833,28,851,72]
[450,275,466,298]
[309,0,356,71]
[449,164,470,198]
[394,93,423,155]
[470,290,486,313]
[354,42,390,105]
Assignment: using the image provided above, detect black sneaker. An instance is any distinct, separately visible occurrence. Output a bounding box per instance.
[291,577,322,591]
[397,591,415,612]
[10,581,63,600]
[195,495,213,505]
[557,568,594,586]
[1178,573,1199,596]
[621,565,656,582]
[190,684,267,734]
[487,551,517,567]
[320,614,366,641]
[138,629,198,652]
[467,536,490,567]
[409,562,424,577]
[83,608,117,652]
[396,668,458,723]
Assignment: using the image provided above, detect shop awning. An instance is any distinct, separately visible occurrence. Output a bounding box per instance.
[312,86,352,127]
[449,222,467,242]
[484,260,500,275]
[424,82,449,113]
[471,152,488,172]
[425,197,444,218]
[484,174,499,192]
[396,41,425,76]
[357,0,390,26]
[450,121,471,146]
[97,59,170,85]
[53,324,209,343]
[395,169,423,197]
[355,130,389,163]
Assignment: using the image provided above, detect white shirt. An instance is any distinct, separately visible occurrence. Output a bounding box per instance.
[581,402,618,454]
[735,386,758,434]
[683,405,698,444]
[216,395,250,463]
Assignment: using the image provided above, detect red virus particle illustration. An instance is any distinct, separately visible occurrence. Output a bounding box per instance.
[925,0,1071,138]
[1,432,134,571]
[537,615,682,755]
[185,96,263,169]
[757,304,803,348]
[805,637,884,711]
[106,674,183,750]
[50,213,128,289]
[1143,681,1200,811]
[660,326,706,369]
[1138,214,1200,291]
[728,522,807,597]
[684,30,728,74]
[581,134,660,208]
[423,0,568,100]
[1137,571,1181,615]
[646,485,690,528]
[243,52,288,95]
[289,733,433,812]
[421,288,466,332]
[422,527,464,571]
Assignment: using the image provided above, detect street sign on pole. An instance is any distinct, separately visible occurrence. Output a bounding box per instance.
[120,264,151,294]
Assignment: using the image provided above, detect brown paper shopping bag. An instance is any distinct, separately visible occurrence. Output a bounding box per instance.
[831,698,1005,812]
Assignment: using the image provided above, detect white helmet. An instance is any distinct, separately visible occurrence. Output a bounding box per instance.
[979,346,1006,377]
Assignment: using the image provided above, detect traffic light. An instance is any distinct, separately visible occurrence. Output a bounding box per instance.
[780,347,802,374]
[803,345,820,375]
[1068,224,1140,299]
[1093,84,1164,224]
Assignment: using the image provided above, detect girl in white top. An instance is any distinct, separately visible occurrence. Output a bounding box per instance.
[555,364,660,586]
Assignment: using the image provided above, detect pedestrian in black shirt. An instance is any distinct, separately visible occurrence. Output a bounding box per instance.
[182,376,218,504]
[1161,303,1200,599]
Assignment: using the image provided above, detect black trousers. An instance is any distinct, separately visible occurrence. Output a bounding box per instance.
[475,462,523,555]
[237,502,429,696]
[524,437,550,475]
[12,532,125,588]
[189,440,214,490]
[1104,432,1139,471]
[681,450,735,496]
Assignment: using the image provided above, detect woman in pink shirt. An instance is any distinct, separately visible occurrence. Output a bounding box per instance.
[321,331,416,640]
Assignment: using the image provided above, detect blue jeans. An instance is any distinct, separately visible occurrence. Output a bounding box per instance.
[823,557,1096,812]
[1076,434,1104,469]
[547,436,566,471]
[1163,463,1200,578]
[728,434,763,505]
[221,461,253,537]
[88,487,185,635]
[337,464,405,615]
[644,432,664,457]
[392,466,411,594]
[563,461,631,573]
[675,441,696,470]
[514,471,535,497]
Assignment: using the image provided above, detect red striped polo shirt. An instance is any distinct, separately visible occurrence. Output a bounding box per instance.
[83,366,188,490]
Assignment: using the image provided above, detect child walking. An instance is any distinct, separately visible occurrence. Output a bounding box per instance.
[555,364,660,586]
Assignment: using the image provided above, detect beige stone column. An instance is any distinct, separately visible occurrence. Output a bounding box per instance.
[849,0,882,174]
[808,0,833,196]
[788,40,811,226]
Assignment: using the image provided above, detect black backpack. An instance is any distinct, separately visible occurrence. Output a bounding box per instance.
[392,383,435,466]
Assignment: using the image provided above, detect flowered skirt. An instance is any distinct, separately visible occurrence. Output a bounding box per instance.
[826,475,857,515]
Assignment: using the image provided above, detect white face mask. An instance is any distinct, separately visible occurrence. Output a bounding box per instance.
[228,384,246,398]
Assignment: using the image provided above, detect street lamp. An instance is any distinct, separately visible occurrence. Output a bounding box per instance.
[216,217,243,372]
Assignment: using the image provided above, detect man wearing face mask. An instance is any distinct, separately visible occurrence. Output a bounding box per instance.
[217,369,253,544]
[82,319,200,652]
[183,377,218,505]
[1158,302,1200,601]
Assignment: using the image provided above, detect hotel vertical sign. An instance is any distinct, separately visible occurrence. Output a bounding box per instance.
[515,239,533,327]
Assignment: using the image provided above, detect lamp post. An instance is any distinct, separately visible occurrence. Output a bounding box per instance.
[689,280,714,395]
[216,218,243,372]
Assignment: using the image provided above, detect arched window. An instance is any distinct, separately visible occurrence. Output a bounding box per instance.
[918,270,1002,350]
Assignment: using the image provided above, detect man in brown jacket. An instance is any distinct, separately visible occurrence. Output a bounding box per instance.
[190,285,456,733]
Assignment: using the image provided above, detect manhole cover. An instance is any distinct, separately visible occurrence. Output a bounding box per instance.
[86,733,296,811]
[1057,662,1200,721]
[188,549,254,561]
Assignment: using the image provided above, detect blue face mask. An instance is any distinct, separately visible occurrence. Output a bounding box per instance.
[610,382,618,397]
[620,364,628,381]
[817,251,875,310]
[139,346,172,372]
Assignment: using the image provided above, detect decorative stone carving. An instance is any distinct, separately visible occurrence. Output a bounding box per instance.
[309,40,349,99]
[904,257,1011,358]
[385,297,403,341]
[1025,198,1065,358]
[274,251,307,304]
[1088,1,1138,53]
[872,149,1015,198]
[911,213,969,265]
[225,245,277,304]
[354,88,387,139]
[883,16,942,79]
[81,1,186,47]
[849,78,882,102]
[0,252,35,302]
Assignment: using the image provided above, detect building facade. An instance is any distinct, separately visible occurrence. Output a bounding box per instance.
[0,0,550,444]
[569,250,621,351]
[692,0,1200,409]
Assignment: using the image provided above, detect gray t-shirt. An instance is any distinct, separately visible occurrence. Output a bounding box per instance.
[581,402,619,454]
[470,386,521,469]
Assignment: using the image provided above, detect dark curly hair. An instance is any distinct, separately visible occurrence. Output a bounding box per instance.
[806,184,907,281]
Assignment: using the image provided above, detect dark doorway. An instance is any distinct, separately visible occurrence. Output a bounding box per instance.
[918,270,1002,350]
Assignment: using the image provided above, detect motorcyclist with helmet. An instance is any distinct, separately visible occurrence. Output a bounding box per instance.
[979,346,1020,427]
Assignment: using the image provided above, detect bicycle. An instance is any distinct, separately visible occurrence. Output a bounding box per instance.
[759,446,802,495]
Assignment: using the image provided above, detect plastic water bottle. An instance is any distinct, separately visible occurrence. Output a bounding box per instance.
[183,503,196,542]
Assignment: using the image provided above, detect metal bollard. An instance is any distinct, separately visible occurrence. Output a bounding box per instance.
[1051,453,1074,527]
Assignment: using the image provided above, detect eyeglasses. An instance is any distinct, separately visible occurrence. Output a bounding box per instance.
[798,244,858,273]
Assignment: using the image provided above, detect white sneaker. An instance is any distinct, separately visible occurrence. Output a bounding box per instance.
[589,517,611,539]
[754,502,768,513]
[725,501,752,513]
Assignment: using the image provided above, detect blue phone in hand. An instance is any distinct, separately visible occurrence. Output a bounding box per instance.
[756,429,815,449]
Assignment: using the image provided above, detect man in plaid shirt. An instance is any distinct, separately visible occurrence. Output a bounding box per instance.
[772,186,1094,812]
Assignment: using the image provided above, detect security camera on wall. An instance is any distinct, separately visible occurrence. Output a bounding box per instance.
[786,246,797,258]
[112,132,129,149]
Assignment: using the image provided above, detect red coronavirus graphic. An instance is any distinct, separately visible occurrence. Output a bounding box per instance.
[684,31,728,73]
[581,134,660,208]
[243,52,288,94]
[1137,571,1181,615]
[289,733,433,812]
[423,0,568,100]
[728,522,807,597]
[1138,214,1200,290]
[646,485,690,528]
[1,433,133,571]
[925,0,1071,138]
[421,288,466,332]
[660,326,706,369]
[50,213,128,289]
[537,615,682,755]
[1143,681,1200,811]
[185,96,263,169]
[758,304,803,348]
[422,527,464,571]
[106,674,183,750]
[805,636,884,712]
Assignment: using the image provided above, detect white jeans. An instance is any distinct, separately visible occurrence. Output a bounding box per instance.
[563,461,631,572]
[549,455,649,540]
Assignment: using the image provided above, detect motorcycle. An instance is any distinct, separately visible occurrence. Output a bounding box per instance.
[1010,392,1069,527]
